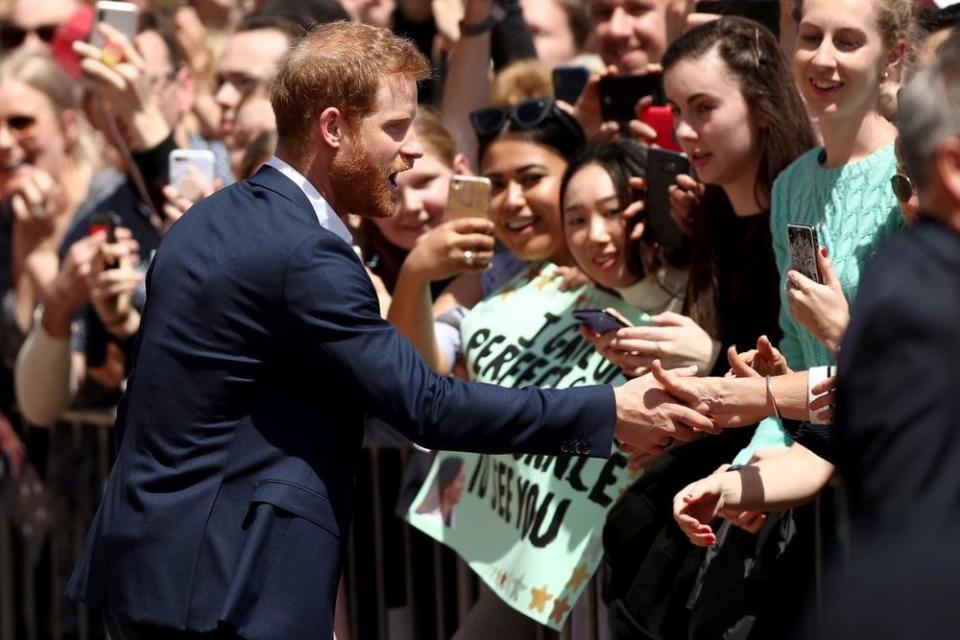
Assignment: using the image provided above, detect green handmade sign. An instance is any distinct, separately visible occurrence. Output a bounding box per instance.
[407,263,650,630]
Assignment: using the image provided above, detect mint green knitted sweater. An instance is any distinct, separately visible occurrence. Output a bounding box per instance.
[733,144,904,463]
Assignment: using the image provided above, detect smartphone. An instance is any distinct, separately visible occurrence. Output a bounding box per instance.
[169,149,216,202]
[644,148,690,250]
[90,1,140,48]
[573,309,630,335]
[447,176,492,220]
[787,223,822,283]
[599,73,665,123]
[640,105,682,153]
[553,66,590,105]
[694,0,781,37]
[87,211,122,268]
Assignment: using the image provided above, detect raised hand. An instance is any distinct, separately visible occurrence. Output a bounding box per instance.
[726,335,790,378]
[604,312,721,376]
[786,249,849,354]
[402,218,496,282]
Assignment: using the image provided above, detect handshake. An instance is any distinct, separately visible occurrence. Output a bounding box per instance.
[610,362,720,457]
[610,338,798,456]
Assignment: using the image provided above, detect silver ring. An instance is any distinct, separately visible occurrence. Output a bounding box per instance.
[463,250,475,267]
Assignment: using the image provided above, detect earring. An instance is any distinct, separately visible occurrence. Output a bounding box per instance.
[881,71,889,81]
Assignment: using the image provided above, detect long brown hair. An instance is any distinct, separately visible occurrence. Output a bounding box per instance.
[662,18,816,339]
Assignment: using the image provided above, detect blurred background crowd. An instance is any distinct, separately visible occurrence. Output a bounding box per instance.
[0,0,958,638]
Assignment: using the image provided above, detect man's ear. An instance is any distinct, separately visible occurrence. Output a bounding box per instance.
[315,107,346,150]
[452,153,471,175]
[936,137,960,204]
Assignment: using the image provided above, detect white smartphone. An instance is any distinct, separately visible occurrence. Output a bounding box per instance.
[91,1,140,48]
[169,149,216,202]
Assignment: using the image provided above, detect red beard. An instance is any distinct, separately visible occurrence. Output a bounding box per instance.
[329,138,410,219]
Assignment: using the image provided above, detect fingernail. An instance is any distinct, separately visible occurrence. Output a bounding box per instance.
[821,247,828,258]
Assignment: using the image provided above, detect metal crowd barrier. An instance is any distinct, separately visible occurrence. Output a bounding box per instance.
[0,413,611,640]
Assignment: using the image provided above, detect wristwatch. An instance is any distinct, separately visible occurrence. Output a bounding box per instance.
[459,4,506,36]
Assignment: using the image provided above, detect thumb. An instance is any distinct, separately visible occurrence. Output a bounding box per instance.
[651,360,699,402]
[817,248,839,287]
[757,335,776,359]
[727,346,760,378]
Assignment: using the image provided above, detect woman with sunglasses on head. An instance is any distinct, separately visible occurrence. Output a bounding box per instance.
[390,97,591,374]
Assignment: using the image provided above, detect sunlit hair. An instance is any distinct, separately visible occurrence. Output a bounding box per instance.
[897,29,960,188]
[414,108,457,168]
[270,21,431,159]
[491,60,553,107]
[0,50,100,171]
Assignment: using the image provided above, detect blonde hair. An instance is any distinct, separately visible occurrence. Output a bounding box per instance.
[0,51,100,171]
[413,108,458,168]
[491,60,552,107]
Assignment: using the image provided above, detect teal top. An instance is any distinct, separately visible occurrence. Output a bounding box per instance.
[733,144,904,464]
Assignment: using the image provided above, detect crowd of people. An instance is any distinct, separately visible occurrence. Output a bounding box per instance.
[0,0,959,638]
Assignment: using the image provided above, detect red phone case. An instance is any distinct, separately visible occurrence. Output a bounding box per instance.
[640,106,682,153]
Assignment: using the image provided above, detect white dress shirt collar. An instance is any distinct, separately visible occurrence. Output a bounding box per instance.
[265,156,353,244]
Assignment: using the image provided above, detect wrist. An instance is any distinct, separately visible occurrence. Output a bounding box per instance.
[40,302,73,339]
[128,107,172,151]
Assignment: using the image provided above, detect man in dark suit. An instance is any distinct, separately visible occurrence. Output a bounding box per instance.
[66,22,715,639]
[832,31,960,535]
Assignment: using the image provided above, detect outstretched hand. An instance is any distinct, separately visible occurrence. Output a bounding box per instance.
[725,335,790,378]
[612,367,719,456]
[652,360,769,428]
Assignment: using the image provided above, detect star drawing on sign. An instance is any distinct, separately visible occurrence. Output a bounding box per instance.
[508,574,528,601]
[566,564,591,590]
[549,597,571,623]
[529,585,555,612]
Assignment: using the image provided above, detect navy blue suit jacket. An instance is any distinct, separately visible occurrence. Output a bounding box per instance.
[835,218,960,532]
[66,166,615,639]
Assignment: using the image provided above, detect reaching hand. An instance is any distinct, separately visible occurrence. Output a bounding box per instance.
[403,218,496,282]
[667,173,704,237]
[725,335,790,378]
[90,235,143,339]
[162,169,219,233]
[673,473,728,546]
[652,360,769,428]
[808,376,837,423]
[73,24,171,150]
[786,249,849,354]
[604,312,721,376]
[612,368,719,456]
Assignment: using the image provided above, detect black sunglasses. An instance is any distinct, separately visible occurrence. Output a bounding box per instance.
[469,98,583,144]
[0,23,58,49]
[890,173,914,204]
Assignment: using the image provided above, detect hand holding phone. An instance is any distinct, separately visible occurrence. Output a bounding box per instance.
[786,223,822,284]
[574,308,631,335]
[90,1,140,48]
[169,149,216,203]
[447,176,492,220]
[599,73,665,124]
[645,149,691,250]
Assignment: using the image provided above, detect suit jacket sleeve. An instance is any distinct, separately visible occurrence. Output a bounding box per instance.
[282,232,616,457]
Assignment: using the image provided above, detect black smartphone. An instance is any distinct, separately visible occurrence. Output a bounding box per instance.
[787,223,822,283]
[599,73,665,123]
[553,66,590,105]
[87,211,122,268]
[695,0,781,37]
[573,309,630,335]
[644,148,689,250]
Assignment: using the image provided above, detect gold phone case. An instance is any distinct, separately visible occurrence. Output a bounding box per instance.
[447,176,492,220]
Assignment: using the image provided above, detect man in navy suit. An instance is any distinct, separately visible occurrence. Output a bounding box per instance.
[833,33,960,535]
[66,22,715,639]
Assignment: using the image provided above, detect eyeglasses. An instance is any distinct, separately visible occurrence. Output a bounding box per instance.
[0,23,58,50]
[469,98,583,145]
[890,172,914,204]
